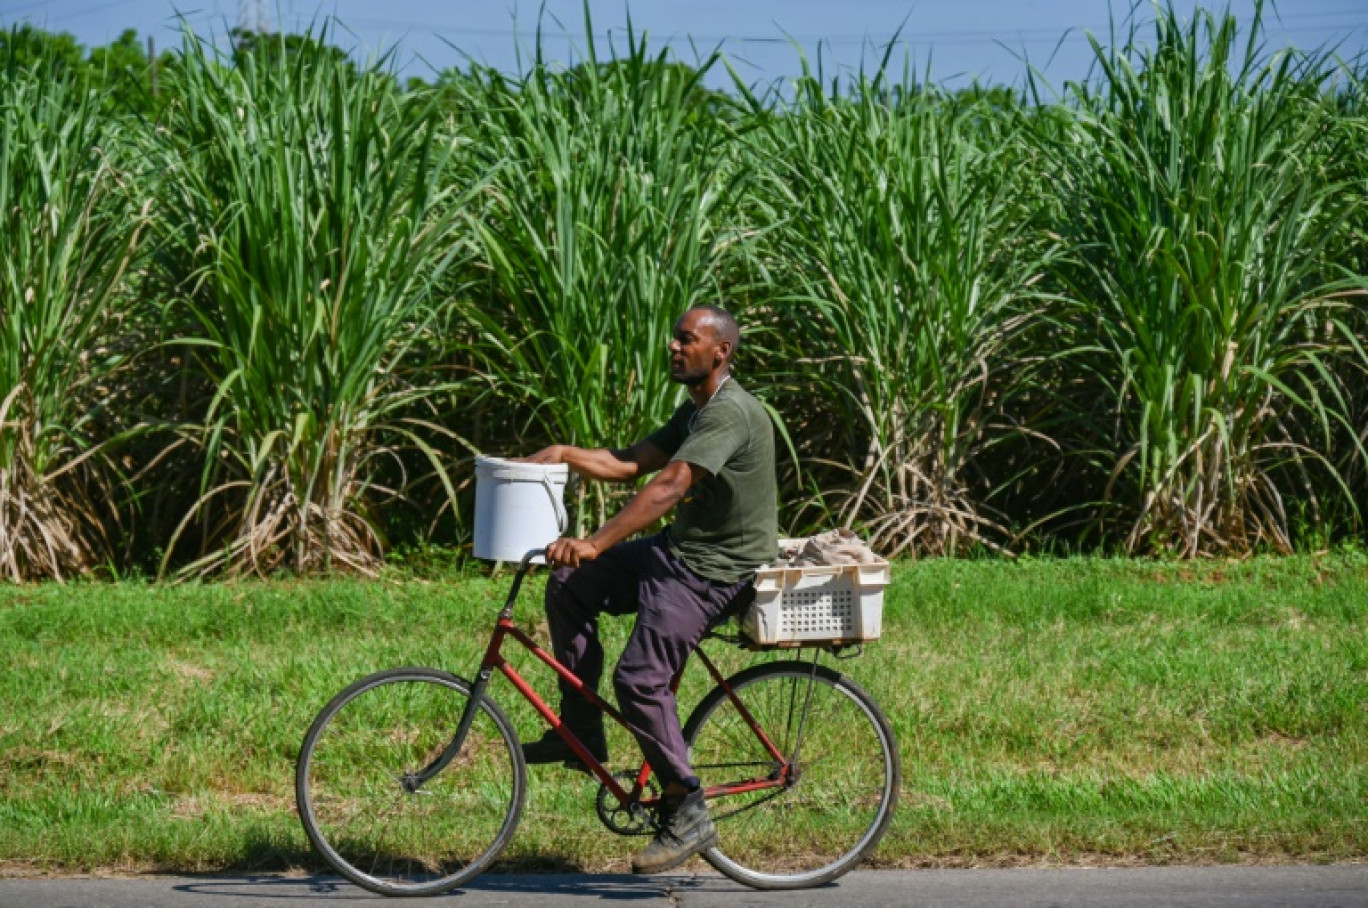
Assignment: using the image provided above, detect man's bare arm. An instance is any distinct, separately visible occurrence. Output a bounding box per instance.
[544,460,703,567]
[523,440,670,482]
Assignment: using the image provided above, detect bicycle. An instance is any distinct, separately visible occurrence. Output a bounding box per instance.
[295,548,900,896]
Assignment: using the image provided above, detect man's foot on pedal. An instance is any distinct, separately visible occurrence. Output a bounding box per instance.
[632,788,718,874]
[521,729,608,773]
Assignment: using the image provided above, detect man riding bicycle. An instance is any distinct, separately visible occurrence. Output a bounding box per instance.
[519,304,778,874]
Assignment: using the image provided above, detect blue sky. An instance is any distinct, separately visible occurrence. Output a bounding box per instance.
[5,1,1367,91]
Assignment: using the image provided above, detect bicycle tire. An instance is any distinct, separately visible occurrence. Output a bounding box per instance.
[683,660,899,889]
[295,667,527,896]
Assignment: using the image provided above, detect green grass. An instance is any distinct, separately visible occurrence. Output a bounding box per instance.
[1,554,1365,874]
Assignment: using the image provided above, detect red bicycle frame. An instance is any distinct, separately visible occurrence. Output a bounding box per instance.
[429,550,794,813]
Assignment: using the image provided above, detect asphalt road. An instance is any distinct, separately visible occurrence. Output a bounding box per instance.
[1,866,1366,907]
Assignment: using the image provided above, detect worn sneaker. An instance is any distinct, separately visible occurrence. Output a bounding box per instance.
[520,729,608,772]
[632,788,718,874]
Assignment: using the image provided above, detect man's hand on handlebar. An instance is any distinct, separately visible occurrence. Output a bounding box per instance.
[545,537,599,568]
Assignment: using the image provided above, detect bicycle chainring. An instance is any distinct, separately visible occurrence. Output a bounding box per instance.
[595,772,659,836]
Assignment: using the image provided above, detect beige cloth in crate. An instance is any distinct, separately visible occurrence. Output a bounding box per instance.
[782,528,880,567]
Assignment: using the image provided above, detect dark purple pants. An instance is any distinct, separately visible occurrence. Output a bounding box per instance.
[545,532,750,787]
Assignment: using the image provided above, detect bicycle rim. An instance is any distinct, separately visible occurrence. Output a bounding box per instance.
[296,668,526,896]
[683,660,900,889]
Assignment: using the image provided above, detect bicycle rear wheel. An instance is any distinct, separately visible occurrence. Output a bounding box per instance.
[683,660,899,889]
[296,667,526,896]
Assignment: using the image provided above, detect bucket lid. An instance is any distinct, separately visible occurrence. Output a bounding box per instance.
[476,456,570,482]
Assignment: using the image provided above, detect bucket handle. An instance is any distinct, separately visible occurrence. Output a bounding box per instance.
[542,474,568,534]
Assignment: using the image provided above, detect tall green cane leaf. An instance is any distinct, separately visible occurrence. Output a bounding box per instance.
[746,66,1066,556]
[149,25,480,576]
[1038,3,1366,554]
[452,28,750,531]
[0,43,144,579]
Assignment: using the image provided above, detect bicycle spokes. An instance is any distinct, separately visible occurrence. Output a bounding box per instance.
[684,660,900,889]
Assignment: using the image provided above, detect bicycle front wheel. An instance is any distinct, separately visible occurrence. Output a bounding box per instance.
[296,667,526,896]
[683,660,900,890]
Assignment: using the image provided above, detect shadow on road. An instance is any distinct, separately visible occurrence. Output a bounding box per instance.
[173,872,722,901]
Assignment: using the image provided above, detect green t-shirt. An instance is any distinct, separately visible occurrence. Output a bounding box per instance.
[646,380,779,583]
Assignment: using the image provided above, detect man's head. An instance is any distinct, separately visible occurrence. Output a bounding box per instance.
[669,306,740,387]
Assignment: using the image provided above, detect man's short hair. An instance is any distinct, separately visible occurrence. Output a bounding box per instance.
[688,305,741,353]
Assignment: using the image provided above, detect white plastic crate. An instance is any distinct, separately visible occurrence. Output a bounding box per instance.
[739,540,891,647]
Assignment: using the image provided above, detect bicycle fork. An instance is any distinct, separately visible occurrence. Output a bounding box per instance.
[403,555,539,793]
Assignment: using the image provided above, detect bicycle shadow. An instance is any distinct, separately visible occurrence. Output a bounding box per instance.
[173,871,717,901]
[467,872,712,899]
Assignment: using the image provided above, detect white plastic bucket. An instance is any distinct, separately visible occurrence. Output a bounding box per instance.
[473,456,570,562]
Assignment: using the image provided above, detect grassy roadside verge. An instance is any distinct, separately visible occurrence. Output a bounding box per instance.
[1,553,1365,874]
